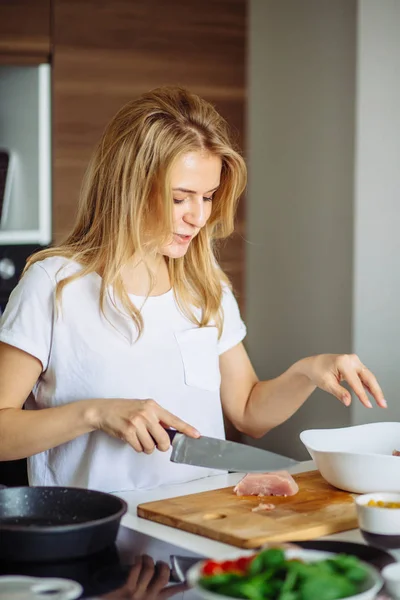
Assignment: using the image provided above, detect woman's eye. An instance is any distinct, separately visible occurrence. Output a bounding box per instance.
[173,196,213,204]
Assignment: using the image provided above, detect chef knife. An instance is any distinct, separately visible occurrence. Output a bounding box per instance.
[165,429,298,473]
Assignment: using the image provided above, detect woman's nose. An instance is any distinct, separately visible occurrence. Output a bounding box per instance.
[184,199,207,227]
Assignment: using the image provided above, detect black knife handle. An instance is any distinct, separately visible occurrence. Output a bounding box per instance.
[149,428,177,447]
[165,428,177,443]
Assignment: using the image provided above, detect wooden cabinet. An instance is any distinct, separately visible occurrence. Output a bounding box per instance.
[0,1,246,451]
[52,0,247,305]
[0,0,51,64]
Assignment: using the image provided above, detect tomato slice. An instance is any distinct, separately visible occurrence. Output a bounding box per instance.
[201,554,255,576]
[201,560,223,576]
[236,556,254,572]
[221,560,236,571]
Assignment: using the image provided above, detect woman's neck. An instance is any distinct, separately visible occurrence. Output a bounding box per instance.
[121,255,171,297]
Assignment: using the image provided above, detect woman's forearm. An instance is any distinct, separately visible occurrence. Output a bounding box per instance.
[0,396,201,461]
[0,401,97,461]
[241,359,317,438]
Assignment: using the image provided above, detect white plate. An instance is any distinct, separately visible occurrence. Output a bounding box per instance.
[187,548,383,600]
[300,422,400,493]
[0,576,82,600]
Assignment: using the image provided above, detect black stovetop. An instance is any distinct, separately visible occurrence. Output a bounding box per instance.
[0,525,205,599]
[0,528,396,599]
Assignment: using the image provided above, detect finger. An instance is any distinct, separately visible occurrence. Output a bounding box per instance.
[135,554,156,597]
[147,561,171,596]
[147,422,171,452]
[136,424,157,454]
[359,368,387,408]
[341,370,372,408]
[160,409,200,438]
[124,557,143,591]
[319,376,353,406]
[159,583,189,600]
[125,429,144,453]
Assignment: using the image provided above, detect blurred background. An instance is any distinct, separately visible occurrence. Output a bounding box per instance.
[0,0,399,474]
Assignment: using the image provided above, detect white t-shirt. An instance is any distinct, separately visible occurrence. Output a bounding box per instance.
[0,256,246,492]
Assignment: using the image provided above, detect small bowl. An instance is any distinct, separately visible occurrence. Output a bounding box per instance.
[382,563,400,599]
[187,548,383,600]
[356,493,400,549]
[300,422,400,493]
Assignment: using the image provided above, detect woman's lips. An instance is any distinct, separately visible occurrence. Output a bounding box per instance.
[173,233,193,244]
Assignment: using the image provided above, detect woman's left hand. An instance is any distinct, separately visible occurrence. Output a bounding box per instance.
[100,555,187,599]
[300,353,386,408]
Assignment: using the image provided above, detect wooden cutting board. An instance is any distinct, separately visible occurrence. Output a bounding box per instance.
[137,471,358,549]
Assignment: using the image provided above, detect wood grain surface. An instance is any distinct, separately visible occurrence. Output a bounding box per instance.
[0,0,51,63]
[137,470,359,549]
[52,0,246,307]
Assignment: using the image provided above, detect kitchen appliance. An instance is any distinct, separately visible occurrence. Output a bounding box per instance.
[0,486,127,562]
[137,470,359,549]
[0,64,52,245]
[0,148,14,228]
[0,525,205,599]
[167,429,298,472]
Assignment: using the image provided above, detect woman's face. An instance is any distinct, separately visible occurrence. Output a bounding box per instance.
[159,151,222,259]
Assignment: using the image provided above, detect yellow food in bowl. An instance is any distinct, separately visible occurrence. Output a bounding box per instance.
[367,500,400,509]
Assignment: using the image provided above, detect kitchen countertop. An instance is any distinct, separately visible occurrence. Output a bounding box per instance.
[115,460,400,561]
[1,460,396,599]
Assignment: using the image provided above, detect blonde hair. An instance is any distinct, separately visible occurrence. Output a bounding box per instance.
[26,86,247,337]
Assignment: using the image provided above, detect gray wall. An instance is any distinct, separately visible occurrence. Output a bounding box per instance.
[352,0,400,426]
[246,0,357,459]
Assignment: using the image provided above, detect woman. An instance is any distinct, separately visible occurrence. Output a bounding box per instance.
[0,87,385,492]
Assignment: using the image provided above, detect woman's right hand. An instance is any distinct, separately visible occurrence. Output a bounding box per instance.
[87,398,200,454]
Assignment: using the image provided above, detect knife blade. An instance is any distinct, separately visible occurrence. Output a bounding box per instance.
[166,430,298,473]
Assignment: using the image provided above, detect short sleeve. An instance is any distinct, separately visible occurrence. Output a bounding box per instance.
[0,263,54,371]
[217,285,247,355]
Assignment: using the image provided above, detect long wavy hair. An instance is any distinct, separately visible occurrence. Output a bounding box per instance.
[26,86,247,337]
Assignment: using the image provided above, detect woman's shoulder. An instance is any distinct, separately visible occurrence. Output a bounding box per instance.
[25,255,84,284]
[220,281,240,308]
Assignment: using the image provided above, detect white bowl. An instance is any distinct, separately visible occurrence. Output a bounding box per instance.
[300,422,400,493]
[382,563,400,599]
[187,548,383,600]
[356,493,400,549]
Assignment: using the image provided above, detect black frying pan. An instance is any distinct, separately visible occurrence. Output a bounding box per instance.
[0,485,127,562]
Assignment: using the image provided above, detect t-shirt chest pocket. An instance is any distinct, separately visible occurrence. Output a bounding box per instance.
[175,326,221,392]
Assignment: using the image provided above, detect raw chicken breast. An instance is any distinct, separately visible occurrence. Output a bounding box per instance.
[252,502,276,513]
[393,449,400,456]
[233,470,299,497]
